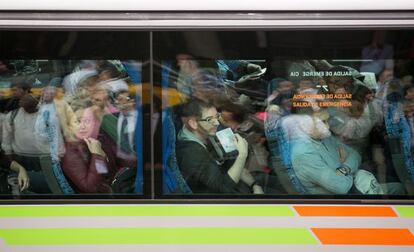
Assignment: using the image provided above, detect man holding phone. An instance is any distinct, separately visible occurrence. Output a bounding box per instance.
[176,99,264,194]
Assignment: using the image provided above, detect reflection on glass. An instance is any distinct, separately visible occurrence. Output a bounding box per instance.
[161,55,414,196]
[0,60,143,195]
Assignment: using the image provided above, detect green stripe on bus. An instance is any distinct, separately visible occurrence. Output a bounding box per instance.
[395,206,414,218]
[0,228,316,245]
[0,205,294,217]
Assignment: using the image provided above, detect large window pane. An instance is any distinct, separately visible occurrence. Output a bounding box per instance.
[156,30,414,198]
[0,32,150,198]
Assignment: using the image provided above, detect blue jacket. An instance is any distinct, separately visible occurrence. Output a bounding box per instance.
[291,136,361,194]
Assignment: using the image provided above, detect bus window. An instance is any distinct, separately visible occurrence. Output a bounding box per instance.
[156,30,414,198]
[0,31,150,198]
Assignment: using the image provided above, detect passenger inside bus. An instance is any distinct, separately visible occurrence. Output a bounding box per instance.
[166,53,413,195]
[176,99,265,194]
[98,89,138,193]
[0,49,413,196]
[0,60,142,195]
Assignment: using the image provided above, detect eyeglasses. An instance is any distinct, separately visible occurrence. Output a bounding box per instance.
[197,113,221,124]
[114,95,132,104]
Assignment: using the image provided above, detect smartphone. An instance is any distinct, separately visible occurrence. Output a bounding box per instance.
[208,127,239,162]
[216,128,237,153]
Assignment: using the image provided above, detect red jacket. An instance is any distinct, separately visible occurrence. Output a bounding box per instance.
[61,141,113,193]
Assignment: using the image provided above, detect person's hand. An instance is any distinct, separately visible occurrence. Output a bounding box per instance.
[84,138,106,157]
[234,133,248,159]
[252,184,264,194]
[17,167,29,191]
[9,161,30,191]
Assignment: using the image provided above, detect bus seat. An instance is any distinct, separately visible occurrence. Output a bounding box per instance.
[386,137,414,194]
[265,118,308,194]
[161,60,192,194]
[384,100,414,193]
[162,108,192,194]
[39,155,74,194]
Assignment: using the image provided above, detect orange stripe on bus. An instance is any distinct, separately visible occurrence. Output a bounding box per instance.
[312,228,414,245]
[294,206,397,217]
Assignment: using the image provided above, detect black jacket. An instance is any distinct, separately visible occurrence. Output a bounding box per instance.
[176,140,248,194]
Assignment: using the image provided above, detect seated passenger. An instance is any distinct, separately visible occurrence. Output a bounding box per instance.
[98,89,138,193]
[176,99,264,194]
[285,111,361,194]
[268,105,402,195]
[83,87,118,135]
[61,108,113,193]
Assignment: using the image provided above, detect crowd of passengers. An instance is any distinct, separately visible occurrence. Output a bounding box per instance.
[0,57,414,196]
[171,56,414,195]
[0,60,138,194]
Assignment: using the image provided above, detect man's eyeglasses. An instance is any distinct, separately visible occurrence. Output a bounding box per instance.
[197,113,221,124]
[114,95,132,104]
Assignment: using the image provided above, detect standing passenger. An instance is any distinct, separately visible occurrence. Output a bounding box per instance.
[2,94,52,193]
